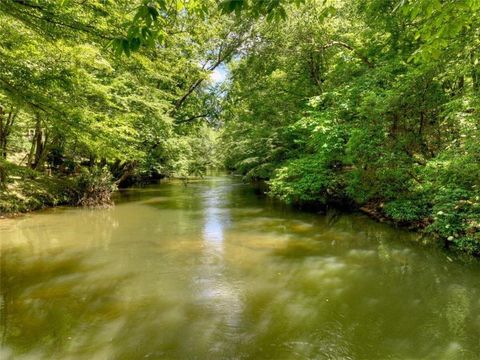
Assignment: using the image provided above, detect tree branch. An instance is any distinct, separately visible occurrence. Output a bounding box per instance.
[172,50,232,113]
[175,113,209,124]
[171,22,253,114]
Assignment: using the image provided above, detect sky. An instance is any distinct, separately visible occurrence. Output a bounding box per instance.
[210,63,228,84]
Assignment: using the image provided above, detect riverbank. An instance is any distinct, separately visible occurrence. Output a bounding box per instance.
[2,165,478,260]
[0,162,117,216]
[356,198,479,257]
[0,163,195,217]
[0,163,78,217]
[247,174,480,258]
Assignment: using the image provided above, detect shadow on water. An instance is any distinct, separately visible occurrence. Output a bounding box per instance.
[0,246,131,360]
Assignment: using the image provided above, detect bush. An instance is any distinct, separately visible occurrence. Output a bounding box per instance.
[75,167,116,207]
[345,128,415,203]
[427,188,480,254]
[268,155,344,205]
[383,197,430,223]
[420,148,480,254]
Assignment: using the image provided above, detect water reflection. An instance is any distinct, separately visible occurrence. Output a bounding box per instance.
[0,246,130,360]
[197,179,244,357]
[1,176,480,359]
[202,183,225,249]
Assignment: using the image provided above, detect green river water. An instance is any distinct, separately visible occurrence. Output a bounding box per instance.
[1,175,480,359]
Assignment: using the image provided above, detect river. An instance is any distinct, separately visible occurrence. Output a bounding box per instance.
[1,175,479,359]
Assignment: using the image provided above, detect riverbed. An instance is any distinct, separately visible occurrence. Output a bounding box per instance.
[1,175,479,359]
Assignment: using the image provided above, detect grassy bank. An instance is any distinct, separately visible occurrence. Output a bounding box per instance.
[0,163,77,216]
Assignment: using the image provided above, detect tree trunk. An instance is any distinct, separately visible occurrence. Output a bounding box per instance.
[0,108,18,160]
[0,161,6,190]
[29,114,47,170]
[33,131,48,171]
[114,160,138,188]
[0,106,4,159]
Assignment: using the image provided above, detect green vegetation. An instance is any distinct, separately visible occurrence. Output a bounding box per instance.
[219,1,480,255]
[0,162,76,214]
[0,0,227,211]
[1,0,479,255]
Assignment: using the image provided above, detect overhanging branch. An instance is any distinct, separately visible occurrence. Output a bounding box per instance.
[175,113,209,124]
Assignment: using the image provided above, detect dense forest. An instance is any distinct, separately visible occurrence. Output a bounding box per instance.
[1,0,479,255]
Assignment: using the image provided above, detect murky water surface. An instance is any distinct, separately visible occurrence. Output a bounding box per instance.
[1,176,480,359]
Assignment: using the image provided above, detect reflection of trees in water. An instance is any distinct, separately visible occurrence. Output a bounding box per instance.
[140,182,206,212]
[209,178,480,359]
[2,208,118,252]
[0,247,130,359]
[106,297,231,359]
[207,250,480,359]
[1,178,480,359]
[216,225,480,359]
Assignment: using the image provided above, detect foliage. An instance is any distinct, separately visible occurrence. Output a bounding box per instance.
[219,0,480,255]
[269,155,343,204]
[383,198,430,223]
[421,144,480,254]
[0,0,233,207]
[2,0,480,256]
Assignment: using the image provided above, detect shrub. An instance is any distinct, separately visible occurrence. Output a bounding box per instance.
[383,196,430,223]
[75,167,116,207]
[427,188,480,255]
[268,155,344,205]
[421,148,480,254]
